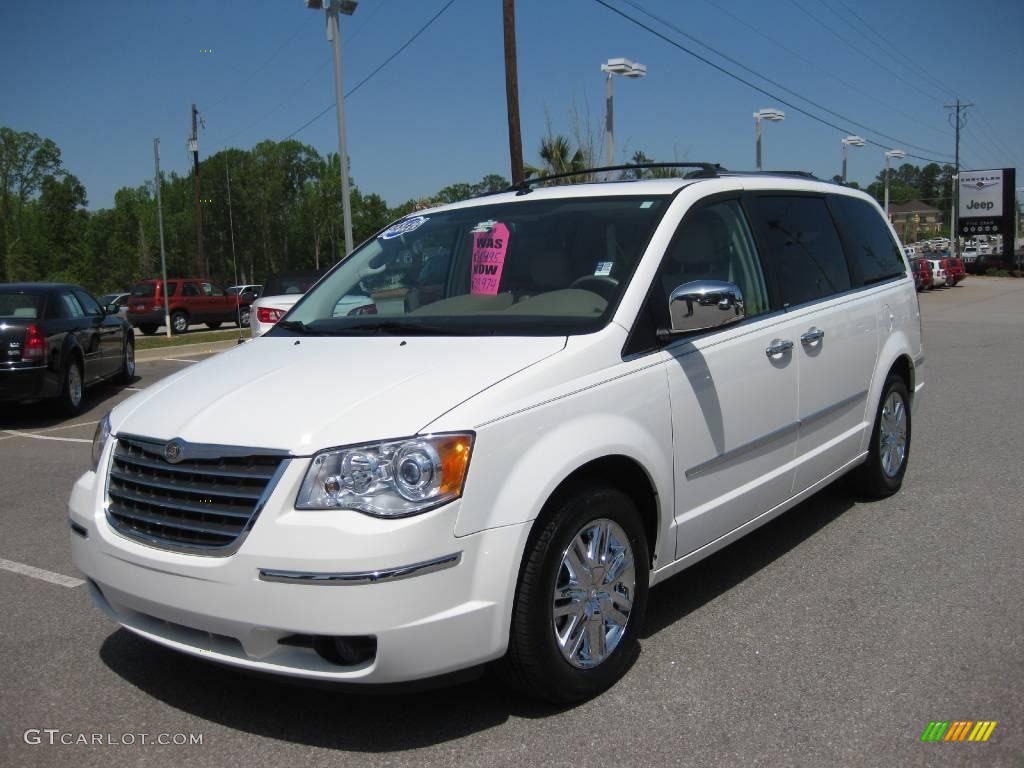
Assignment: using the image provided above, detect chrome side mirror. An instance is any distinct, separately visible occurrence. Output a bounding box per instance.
[664,280,745,336]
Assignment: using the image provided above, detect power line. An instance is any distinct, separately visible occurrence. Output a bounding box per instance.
[971,107,1023,166]
[825,0,958,101]
[699,0,952,142]
[620,0,951,158]
[206,20,309,113]
[592,0,952,164]
[284,0,458,140]
[788,0,949,105]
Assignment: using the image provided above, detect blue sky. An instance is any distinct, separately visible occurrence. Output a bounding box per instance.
[1,0,1021,210]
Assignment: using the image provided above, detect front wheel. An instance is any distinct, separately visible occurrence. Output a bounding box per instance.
[58,359,84,416]
[237,307,250,328]
[115,336,135,383]
[850,373,911,498]
[497,487,649,703]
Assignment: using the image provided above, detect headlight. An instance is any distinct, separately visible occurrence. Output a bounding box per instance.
[91,412,111,471]
[296,433,473,517]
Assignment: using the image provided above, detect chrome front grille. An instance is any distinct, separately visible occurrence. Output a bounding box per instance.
[106,436,287,555]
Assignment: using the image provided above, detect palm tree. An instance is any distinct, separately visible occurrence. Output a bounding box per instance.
[525,134,592,183]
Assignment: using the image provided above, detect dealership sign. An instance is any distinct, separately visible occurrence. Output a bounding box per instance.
[958,168,1015,236]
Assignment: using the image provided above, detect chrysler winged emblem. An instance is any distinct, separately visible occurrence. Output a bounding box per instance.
[164,439,185,464]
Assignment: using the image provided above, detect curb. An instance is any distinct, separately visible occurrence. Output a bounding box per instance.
[135,337,248,362]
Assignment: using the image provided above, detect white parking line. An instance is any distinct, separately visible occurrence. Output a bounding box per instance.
[0,557,85,588]
[2,430,91,444]
[165,358,199,363]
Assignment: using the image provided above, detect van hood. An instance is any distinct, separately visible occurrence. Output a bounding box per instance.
[112,335,566,454]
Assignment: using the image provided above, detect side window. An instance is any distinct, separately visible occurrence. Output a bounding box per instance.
[747,196,851,306]
[654,199,770,322]
[830,195,907,285]
[165,282,178,297]
[60,292,85,319]
[182,283,200,297]
[201,283,214,296]
[73,289,103,316]
[207,284,224,297]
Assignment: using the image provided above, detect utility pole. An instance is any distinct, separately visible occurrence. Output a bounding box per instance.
[502,0,524,185]
[189,103,206,277]
[153,139,172,339]
[944,98,973,258]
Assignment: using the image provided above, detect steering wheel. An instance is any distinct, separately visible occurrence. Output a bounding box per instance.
[568,275,620,302]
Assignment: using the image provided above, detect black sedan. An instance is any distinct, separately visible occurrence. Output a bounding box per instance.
[0,283,134,415]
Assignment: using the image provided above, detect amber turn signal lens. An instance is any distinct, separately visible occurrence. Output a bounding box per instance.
[437,435,473,496]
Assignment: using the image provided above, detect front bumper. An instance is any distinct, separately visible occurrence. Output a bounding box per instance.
[69,451,530,684]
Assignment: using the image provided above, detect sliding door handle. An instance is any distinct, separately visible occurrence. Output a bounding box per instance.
[800,328,825,345]
[765,339,794,357]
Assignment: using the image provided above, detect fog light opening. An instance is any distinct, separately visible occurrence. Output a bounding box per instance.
[313,635,377,666]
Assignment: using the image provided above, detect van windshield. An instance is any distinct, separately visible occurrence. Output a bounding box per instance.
[275,196,669,337]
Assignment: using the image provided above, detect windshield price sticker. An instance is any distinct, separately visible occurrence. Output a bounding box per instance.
[379,216,429,240]
[594,261,613,277]
[470,222,510,295]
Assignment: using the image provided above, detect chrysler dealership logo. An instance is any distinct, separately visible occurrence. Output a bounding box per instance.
[164,440,185,463]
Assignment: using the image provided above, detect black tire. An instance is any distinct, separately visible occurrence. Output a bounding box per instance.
[58,358,84,416]
[850,373,912,498]
[237,307,250,328]
[206,322,222,330]
[138,324,158,336]
[497,486,649,703]
[170,311,189,335]
[115,335,135,384]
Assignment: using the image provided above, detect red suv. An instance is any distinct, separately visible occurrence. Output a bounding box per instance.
[127,279,252,335]
[910,258,933,291]
[944,257,966,286]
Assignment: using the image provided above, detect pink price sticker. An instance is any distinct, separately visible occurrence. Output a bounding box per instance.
[470,223,510,295]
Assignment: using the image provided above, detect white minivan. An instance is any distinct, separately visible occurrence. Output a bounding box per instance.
[70,168,923,702]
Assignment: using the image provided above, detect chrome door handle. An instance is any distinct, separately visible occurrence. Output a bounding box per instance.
[800,328,825,345]
[765,339,794,357]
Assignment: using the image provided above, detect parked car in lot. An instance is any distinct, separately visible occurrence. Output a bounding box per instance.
[227,284,262,302]
[926,258,947,287]
[97,292,130,317]
[72,168,922,703]
[910,258,932,291]
[127,278,252,335]
[944,257,966,286]
[249,269,373,336]
[0,283,134,414]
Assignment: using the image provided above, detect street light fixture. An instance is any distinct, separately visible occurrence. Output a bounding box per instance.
[306,0,357,256]
[754,108,785,171]
[884,149,906,217]
[601,58,647,168]
[841,135,865,184]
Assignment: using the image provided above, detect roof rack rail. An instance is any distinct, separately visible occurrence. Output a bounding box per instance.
[508,162,726,194]
[720,170,822,181]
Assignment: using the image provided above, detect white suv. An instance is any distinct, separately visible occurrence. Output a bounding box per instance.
[70,168,923,702]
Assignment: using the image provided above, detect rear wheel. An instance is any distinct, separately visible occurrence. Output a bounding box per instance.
[138,324,158,336]
[170,311,189,335]
[237,307,250,328]
[497,487,649,703]
[850,373,911,498]
[58,358,84,416]
[115,336,135,383]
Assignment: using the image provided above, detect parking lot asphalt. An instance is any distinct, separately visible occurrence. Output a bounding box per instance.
[1,279,1021,767]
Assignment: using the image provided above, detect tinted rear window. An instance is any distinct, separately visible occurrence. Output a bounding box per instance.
[0,291,44,319]
[130,282,176,297]
[747,196,852,306]
[263,271,327,297]
[830,195,906,285]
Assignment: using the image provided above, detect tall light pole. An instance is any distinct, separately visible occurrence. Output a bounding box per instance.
[152,139,172,339]
[306,0,357,257]
[841,135,864,184]
[601,58,646,168]
[884,149,906,218]
[754,108,784,171]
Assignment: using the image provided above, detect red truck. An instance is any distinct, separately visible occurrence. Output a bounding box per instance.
[127,278,253,335]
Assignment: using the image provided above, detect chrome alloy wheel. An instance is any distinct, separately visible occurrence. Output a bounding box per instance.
[125,340,135,377]
[67,364,82,408]
[552,518,636,669]
[879,391,908,477]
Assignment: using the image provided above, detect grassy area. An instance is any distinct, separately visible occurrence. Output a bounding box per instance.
[134,328,249,350]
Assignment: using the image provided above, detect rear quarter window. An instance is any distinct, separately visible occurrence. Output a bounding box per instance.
[830,195,907,286]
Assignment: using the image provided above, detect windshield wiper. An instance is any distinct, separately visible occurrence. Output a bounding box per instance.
[275,319,316,334]
[342,320,484,336]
